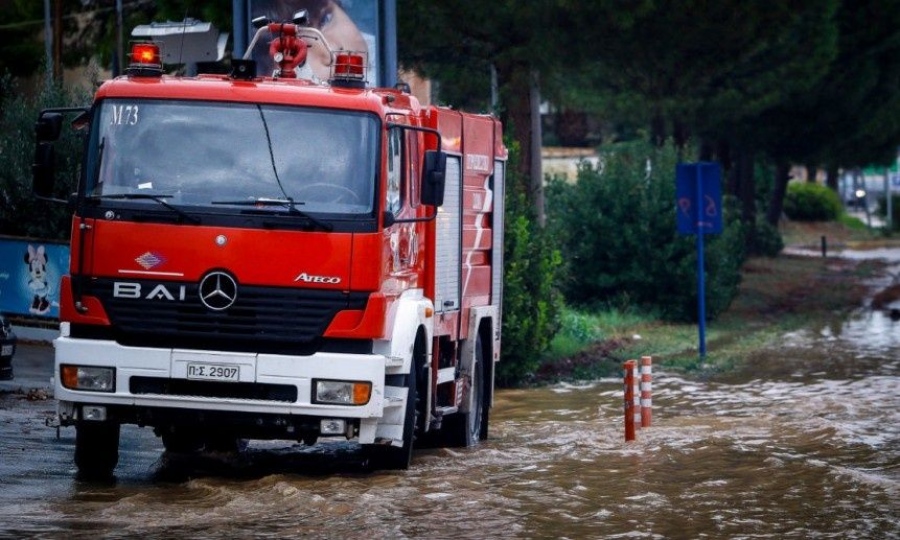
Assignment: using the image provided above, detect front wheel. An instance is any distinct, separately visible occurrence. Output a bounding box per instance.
[368,335,426,470]
[377,359,420,470]
[74,421,120,480]
[442,332,486,447]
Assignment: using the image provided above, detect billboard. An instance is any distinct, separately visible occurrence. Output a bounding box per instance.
[0,237,69,319]
[245,0,386,86]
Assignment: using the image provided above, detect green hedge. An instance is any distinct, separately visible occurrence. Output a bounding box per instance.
[783,182,842,222]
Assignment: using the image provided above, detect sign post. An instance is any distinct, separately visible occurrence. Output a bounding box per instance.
[676,162,723,357]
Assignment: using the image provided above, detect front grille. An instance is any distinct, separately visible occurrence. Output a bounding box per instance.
[130,376,298,402]
[83,277,368,353]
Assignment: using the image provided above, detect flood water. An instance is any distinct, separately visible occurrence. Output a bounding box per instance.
[1,273,899,538]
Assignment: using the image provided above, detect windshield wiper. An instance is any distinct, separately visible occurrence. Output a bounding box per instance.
[211,197,332,231]
[89,193,201,225]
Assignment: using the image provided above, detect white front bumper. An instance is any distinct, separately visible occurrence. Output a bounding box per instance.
[53,337,388,421]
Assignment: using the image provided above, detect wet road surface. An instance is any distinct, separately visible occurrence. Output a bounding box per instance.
[1,301,899,539]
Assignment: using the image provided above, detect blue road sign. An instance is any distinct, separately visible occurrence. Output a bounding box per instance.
[676,162,723,235]
[675,161,723,358]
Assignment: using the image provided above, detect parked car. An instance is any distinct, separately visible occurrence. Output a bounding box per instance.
[0,313,16,380]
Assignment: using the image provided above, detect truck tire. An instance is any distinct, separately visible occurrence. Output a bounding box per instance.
[74,421,120,480]
[378,357,420,470]
[439,332,486,448]
[368,333,426,470]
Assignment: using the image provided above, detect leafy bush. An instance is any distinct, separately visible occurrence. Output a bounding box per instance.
[782,181,842,222]
[0,72,93,240]
[498,144,564,386]
[546,140,746,323]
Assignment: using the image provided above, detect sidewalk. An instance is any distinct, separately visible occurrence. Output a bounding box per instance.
[0,342,53,391]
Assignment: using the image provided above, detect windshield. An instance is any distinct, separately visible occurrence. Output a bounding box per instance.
[87,99,378,215]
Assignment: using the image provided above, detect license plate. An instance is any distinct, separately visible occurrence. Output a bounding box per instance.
[1,345,11,356]
[186,362,239,382]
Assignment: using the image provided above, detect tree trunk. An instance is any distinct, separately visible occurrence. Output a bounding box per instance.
[718,139,736,195]
[651,111,665,147]
[825,164,839,191]
[733,145,757,250]
[501,68,532,198]
[736,146,756,225]
[673,118,690,151]
[529,69,544,227]
[53,0,63,82]
[766,161,792,226]
[806,164,817,183]
[497,65,544,225]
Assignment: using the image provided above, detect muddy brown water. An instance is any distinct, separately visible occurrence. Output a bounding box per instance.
[1,257,899,539]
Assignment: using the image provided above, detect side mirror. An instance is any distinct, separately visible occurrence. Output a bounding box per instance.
[35,112,63,142]
[421,150,446,207]
[33,142,57,199]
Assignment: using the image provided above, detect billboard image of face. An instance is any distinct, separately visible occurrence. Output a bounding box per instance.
[248,0,379,85]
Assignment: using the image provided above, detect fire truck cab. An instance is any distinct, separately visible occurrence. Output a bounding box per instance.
[33,18,506,478]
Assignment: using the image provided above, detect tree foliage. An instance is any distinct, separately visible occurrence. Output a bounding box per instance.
[0,0,45,79]
[563,0,839,145]
[763,0,900,171]
[398,0,570,210]
[0,73,93,239]
[0,0,233,81]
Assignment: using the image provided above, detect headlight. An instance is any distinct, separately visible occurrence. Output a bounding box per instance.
[60,365,115,392]
[313,379,371,405]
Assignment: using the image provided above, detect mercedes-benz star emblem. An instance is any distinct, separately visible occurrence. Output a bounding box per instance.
[198,271,238,311]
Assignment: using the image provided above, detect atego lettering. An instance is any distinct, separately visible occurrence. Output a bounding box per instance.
[294,273,342,284]
[113,282,186,301]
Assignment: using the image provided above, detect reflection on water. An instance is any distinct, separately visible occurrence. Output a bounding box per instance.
[1,313,899,539]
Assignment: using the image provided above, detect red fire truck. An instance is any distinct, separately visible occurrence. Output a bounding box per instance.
[33,15,506,478]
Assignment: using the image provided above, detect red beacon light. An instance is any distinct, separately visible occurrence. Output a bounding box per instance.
[330,52,366,88]
[126,42,163,77]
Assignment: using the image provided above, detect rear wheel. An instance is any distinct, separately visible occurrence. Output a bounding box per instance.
[74,421,120,480]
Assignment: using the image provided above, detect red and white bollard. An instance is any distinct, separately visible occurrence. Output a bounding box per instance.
[624,356,654,441]
[632,361,642,430]
[640,356,653,428]
[623,360,636,442]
